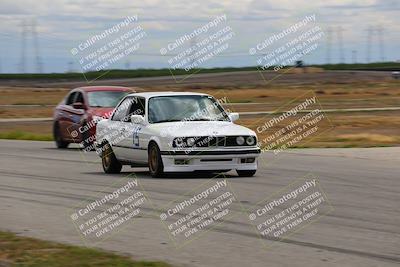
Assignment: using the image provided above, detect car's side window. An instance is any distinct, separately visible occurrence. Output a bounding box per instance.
[128,97,146,117]
[74,92,84,104]
[65,92,77,105]
[111,97,132,122]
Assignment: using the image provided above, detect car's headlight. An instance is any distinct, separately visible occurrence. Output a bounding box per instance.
[236,136,245,145]
[175,138,184,147]
[186,137,195,147]
[246,136,256,146]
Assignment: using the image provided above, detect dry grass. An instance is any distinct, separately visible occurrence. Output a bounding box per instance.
[0,106,54,118]
[0,121,53,135]
[1,81,400,118]
[0,87,69,105]
[239,110,400,148]
[335,133,398,143]
[1,81,400,147]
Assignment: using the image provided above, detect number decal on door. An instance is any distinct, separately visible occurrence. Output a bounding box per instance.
[133,126,142,147]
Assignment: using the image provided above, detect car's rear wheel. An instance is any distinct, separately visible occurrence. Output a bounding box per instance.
[236,170,256,177]
[148,142,164,177]
[53,122,69,149]
[102,143,122,174]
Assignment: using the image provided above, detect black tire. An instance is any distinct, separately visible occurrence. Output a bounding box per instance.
[102,143,122,174]
[53,122,69,149]
[236,169,256,177]
[148,142,164,177]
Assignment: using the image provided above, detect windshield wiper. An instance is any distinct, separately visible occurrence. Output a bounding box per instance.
[192,118,226,121]
[153,119,183,123]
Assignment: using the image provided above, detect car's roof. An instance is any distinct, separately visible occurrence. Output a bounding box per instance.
[77,86,134,92]
[126,91,209,98]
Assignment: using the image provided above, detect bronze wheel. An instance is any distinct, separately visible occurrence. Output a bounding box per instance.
[148,142,164,177]
[101,143,122,174]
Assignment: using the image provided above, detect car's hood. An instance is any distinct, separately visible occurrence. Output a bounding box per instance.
[149,121,256,137]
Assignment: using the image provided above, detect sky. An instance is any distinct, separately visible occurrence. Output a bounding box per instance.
[0,0,399,73]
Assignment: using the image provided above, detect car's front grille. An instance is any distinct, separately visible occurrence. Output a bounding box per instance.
[173,136,256,148]
[196,136,225,147]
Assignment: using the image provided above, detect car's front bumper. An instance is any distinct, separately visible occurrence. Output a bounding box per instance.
[160,148,260,172]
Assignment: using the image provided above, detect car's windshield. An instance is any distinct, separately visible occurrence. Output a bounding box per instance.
[87,91,130,107]
[148,95,229,123]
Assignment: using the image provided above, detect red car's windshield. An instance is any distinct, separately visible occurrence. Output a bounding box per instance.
[87,91,130,108]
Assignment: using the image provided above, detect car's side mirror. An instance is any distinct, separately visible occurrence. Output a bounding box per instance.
[72,102,86,110]
[131,114,145,125]
[229,112,239,122]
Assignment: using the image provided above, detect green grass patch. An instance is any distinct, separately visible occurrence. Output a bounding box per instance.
[0,131,53,141]
[0,62,398,81]
[312,61,400,71]
[0,231,172,267]
[0,67,258,80]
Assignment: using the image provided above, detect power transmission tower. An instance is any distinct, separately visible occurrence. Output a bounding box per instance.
[337,26,345,63]
[376,25,385,62]
[67,61,74,72]
[326,26,333,64]
[366,26,373,63]
[189,36,197,69]
[31,19,43,73]
[125,60,130,69]
[19,19,28,73]
[352,50,357,63]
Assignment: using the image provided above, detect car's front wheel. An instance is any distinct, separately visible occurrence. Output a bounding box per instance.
[148,142,164,177]
[102,143,122,174]
[53,122,69,149]
[236,169,256,177]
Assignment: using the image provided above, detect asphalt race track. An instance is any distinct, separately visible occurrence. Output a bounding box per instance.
[0,139,399,267]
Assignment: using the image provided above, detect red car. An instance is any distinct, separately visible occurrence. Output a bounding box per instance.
[53,86,134,149]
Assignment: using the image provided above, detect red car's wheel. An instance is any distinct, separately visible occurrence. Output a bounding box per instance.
[53,122,69,149]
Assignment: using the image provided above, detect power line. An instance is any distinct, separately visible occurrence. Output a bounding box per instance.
[366,26,373,63]
[19,19,27,73]
[31,18,43,73]
[189,35,197,68]
[352,50,357,64]
[67,61,74,72]
[326,26,333,64]
[125,59,130,69]
[337,26,345,63]
[365,25,386,63]
[376,25,385,62]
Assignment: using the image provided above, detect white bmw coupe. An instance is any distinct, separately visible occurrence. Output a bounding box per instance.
[95,92,260,177]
